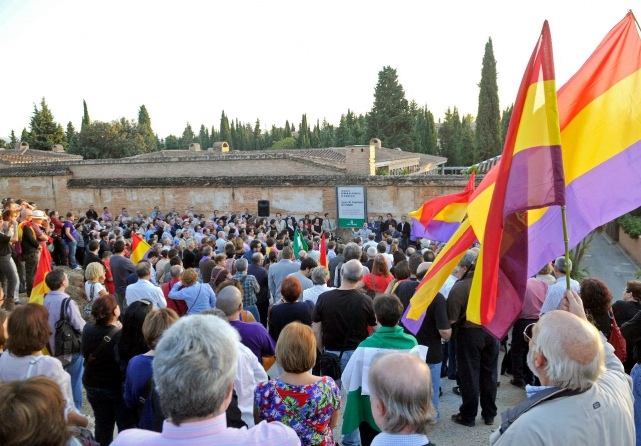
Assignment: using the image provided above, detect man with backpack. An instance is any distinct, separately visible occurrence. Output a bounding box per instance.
[43,268,85,411]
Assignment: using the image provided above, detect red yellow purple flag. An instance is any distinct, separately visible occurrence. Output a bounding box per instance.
[29,247,53,305]
[401,217,477,334]
[467,21,565,338]
[319,233,328,269]
[131,232,152,264]
[527,12,641,277]
[408,172,475,242]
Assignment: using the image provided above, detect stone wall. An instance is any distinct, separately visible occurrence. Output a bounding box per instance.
[1,170,472,220]
[619,227,641,265]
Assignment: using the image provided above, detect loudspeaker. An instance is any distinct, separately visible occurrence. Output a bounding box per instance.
[257,200,270,217]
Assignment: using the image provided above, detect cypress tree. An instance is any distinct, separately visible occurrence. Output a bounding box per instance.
[82,100,91,130]
[320,119,335,147]
[297,114,311,149]
[9,130,17,148]
[253,119,262,150]
[181,123,195,148]
[438,107,462,165]
[475,38,501,162]
[20,128,29,143]
[284,120,292,137]
[367,66,414,150]
[219,111,231,145]
[500,104,514,148]
[137,105,157,151]
[457,114,476,165]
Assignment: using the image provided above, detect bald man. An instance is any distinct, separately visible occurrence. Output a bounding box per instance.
[490,290,634,445]
[368,353,435,446]
[216,286,275,367]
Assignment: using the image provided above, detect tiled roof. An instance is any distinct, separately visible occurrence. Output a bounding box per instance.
[0,165,72,176]
[0,148,83,164]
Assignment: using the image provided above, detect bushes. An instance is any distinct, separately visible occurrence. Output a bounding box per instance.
[618,213,641,239]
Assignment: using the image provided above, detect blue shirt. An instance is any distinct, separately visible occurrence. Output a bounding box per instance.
[124,354,154,430]
[169,282,216,314]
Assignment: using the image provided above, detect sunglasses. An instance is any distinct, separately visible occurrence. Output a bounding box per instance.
[523,323,536,342]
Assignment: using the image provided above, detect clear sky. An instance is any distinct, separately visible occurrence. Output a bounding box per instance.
[0,0,636,140]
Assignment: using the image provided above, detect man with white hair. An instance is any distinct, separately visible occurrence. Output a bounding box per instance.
[538,256,580,316]
[368,353,436,446]
[302,266,332,305]
[490,290,635,445]
[111,315,298,445]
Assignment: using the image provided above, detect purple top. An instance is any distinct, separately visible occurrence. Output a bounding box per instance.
[229,320,275,365]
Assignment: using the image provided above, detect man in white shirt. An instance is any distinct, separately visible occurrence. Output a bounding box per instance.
[125,261,167,309]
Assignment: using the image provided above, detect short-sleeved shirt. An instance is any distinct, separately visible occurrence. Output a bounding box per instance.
[63,221,77,241]
[229,320,275,365]
[255,377,341,446]
[268,301,314,343]
[312,289,376,351]
[396,279,450,364]
[446,274,479,329]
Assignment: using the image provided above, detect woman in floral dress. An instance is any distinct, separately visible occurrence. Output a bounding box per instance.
[255,322,341,446]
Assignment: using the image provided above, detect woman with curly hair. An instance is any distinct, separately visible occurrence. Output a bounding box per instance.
[580,278,614,338]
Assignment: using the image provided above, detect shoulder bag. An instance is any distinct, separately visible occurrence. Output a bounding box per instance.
[609,309,627,362]
[53,298,83,365]
[85,324,120,366]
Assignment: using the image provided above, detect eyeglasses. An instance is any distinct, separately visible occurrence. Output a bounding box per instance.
[523,323,536,342]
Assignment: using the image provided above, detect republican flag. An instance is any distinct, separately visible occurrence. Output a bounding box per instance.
[408,172,475,242]
[319,233,328,268]
[131,232,153,264]
[29,247,53,305]
[466,21,565,338]
[401,217,477,334]
[527,12,641,277]
[293,229,308,260]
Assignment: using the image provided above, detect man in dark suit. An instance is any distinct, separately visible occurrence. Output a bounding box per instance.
[248,251,269,327]
[397,216,411,250]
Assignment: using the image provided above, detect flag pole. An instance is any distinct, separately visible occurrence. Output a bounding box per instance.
[561,205,571,290]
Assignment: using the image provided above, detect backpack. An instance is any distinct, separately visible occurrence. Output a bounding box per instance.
[53,298,82,365]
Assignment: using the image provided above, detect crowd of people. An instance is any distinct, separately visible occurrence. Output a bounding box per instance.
[0,198,639,446]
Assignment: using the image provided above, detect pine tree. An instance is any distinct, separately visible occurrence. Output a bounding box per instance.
[219,111,231,145]
[9,130,17,149]
[367,66,415,150]
[165,135,179,150]
[82,100,91,130]
[500,104,513,148]
[28,98,66,150]
[475,38,501,162]
[137,105,157,151]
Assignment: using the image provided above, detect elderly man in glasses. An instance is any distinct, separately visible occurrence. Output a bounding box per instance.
[490,290,634,446]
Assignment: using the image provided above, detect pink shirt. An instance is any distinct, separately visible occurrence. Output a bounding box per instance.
[111,413,300,446]
[519,277,548,319]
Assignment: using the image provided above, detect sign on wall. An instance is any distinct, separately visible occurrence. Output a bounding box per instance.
[336,186,367,228]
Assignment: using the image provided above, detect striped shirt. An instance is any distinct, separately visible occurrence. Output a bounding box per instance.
[111,413,300,446]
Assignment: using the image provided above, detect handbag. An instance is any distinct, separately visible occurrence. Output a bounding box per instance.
[83,283,96,320]
[312,298,361,380]
[366,274,385,299]
[53,298,82,365]
[609,310,627,362]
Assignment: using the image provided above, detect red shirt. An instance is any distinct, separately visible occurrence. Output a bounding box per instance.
[51,218,63,236]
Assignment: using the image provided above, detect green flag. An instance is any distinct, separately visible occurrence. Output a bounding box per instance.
[293,229,308,259]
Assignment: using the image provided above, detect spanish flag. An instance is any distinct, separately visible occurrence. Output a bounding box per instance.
[131,232,152,264]
[408,173,474,242]
[319,233,328,268]
[467,21,565,338]
[29,247,53,305]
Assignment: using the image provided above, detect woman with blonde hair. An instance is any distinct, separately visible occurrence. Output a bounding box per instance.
[84,262,108,313]
[169,268,216,315]
[255,322,341,445]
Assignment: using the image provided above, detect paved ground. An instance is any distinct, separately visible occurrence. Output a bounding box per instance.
[582,232,640,302]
